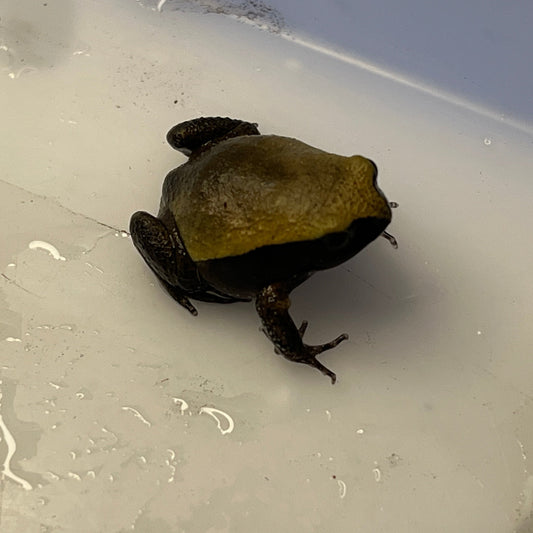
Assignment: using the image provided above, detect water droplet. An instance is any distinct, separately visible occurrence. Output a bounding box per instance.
[28,240,66,261]
[173,397,189,414]
[0,45,13,70]
[484,138,492,146]
[337,479,347,498]
[199,406,235,435]
[0,412,33,489]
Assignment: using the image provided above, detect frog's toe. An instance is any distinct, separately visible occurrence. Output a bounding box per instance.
[297,320,309,336]
[309,358,337,385]
[381,230,398,249]
[295,346,339,384]
[312,333,349,353]
[300,331,348,384]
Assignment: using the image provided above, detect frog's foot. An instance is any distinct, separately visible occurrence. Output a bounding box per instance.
[167,117,260,156]
[270,325,346,384]
[256,284,347,384]
[157,278,199,316]
[382,202,398,248]
[292,321,348,384]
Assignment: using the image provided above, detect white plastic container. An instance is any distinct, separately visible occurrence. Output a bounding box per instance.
[1,1,532,531]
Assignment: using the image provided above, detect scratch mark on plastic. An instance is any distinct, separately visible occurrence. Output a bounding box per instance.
[121,406,152,427]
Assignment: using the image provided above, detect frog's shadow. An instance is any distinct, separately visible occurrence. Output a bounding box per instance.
[198,242,413,337]
[187,240,419,357]
[289,242,412,335]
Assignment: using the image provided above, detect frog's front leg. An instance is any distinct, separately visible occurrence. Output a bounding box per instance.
[166,116,260,156]
[255,283,348,384]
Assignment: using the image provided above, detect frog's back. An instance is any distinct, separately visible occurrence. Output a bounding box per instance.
[164,135,390,262]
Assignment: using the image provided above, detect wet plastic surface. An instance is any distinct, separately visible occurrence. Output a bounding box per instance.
[2,1,533,532]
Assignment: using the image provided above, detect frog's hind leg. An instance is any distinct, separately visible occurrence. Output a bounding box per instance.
[255,282,348,384]
[166,117,260,156]
[130,210,200,315]
[130,211,247,315]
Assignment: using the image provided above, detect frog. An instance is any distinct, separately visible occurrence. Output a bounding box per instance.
[130,117,395,384]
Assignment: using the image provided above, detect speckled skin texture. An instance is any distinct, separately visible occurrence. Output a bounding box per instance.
[255,283,347,383]
[164,135,389,262]
[130,117,392,383]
